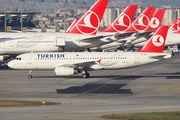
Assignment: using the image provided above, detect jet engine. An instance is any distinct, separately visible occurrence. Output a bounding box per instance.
[0,55,10,62]
[0,56,4,61]
[55,66,78,76]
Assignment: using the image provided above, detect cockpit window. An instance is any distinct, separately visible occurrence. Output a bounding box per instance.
[15,57,21,60]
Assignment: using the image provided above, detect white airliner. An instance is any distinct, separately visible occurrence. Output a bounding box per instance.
[8,26,172,78]
[0,0,110,61]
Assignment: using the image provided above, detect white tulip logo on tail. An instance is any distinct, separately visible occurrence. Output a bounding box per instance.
[76,11,100,34]
[149,17,160,28]
[133,14,149,31]
[152,35,164,47]
[112,13,131,31]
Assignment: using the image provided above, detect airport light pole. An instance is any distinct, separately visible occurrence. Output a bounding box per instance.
[80,6,83,17]
[72,0,77,20]
[4,0,7,32]
[48,7,51,28]
[63,0,69,32]
[53,0,59,32]
[20,0,25,32]
[39,0,44,32]
[81,1,87,14]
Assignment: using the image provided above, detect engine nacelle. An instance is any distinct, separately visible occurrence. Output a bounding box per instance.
[0,56,4,61]
[0,55,11,62]
[55,66,78,76]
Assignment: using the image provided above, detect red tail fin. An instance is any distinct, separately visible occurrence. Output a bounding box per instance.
[99,5,138,32]
[137,26,169,53]
[168,19,177,31]
[126,7,156,32]
[168,18,180,31]
[66,0,109,35]
[174,28,180,34]
[145,9,165,31]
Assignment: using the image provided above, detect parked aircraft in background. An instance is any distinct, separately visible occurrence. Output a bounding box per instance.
[8,26,171,78]
[98,5,138,34]
[0,0,110,62]
[91,8,165,51]
[135,27,180,48]
[168,18,180,32]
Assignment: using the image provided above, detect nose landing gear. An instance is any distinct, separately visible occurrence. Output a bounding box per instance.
[28,70,33,78]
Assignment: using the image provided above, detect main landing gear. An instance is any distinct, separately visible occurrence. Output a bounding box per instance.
[28,70,33,78]
[82,71,90,78]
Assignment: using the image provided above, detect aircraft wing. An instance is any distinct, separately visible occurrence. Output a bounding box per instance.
[116,40,127,43]
[56,61,97,70]
[114,32,135,39]
[0,37,26,41]
[135,31,154,38]
[79,36,109,42]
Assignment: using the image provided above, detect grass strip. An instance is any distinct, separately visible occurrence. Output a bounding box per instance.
[0,100,59,107]
[101,111,180,120]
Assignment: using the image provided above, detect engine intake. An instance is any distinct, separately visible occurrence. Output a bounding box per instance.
[55,66,78,76]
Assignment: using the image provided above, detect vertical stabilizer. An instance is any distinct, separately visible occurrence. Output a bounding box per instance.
[168,18,180,31]
[99,5,138,32]
[126,7,156,32]
[145,9,165,31]
[66,0,109,35]
[137,26,169,53]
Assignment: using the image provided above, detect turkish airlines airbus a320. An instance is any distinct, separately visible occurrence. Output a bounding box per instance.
[8,26,171,78]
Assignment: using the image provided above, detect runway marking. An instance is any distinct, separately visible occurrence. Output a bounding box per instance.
[82,80,115,94]
[0,89,11,92]
[151,84,180,94]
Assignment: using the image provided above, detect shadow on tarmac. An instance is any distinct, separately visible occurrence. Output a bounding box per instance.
[56,84,133,94]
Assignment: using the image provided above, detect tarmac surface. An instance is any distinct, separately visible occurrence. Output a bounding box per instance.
[1,54,180,120]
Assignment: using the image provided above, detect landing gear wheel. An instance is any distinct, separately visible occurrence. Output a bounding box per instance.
[86,73,90,78]
[28,70,33,78]
[82,73,90,78]
[28,74,32,78]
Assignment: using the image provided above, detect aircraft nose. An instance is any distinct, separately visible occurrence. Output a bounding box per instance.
[7,61,14,69]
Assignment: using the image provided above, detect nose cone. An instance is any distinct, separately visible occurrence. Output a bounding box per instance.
[7,61,14,69]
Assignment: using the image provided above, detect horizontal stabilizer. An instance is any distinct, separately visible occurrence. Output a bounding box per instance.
[150,55,166,60]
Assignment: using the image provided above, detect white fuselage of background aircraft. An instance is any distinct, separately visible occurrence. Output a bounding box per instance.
[0,32,114,55]
[134,33,180,48]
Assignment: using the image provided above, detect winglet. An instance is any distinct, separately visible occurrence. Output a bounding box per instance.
[99,5,138,32]
[137,26,169,53]
[126,7,156,32]
[66,0,109,35]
